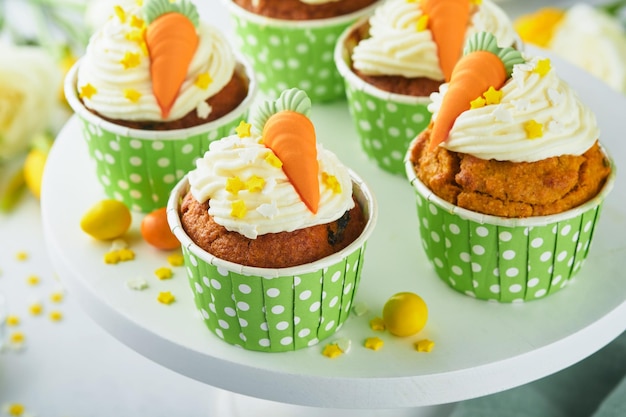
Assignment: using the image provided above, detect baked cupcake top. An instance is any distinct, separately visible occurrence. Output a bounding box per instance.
[352,0,517,82]
[188,89,355,239]
[428,32,599,163]
[77,0,236,123]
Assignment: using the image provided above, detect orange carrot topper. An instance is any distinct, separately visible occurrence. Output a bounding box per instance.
[255,89,320,214]
[421,0,471,82]
[429,32,525,151]
[144,0,200,119]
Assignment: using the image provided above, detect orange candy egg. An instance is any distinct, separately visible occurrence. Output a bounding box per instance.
[141,207,180,250]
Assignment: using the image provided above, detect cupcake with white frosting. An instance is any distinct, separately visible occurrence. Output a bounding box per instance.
[335,0,519,175]
[65,0,257,212]
[405,32,614,302]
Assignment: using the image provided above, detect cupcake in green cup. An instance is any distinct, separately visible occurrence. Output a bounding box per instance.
[167,89,378,351]
[405,33,615,303]
[64,0,257,213]
[219,0,381,103]
[335,0,518,176]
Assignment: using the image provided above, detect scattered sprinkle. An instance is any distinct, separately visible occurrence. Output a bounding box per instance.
[110,238,129,251]
[6,315,20,326]
[26,275,40,286]
[28,303,43,316]
[415,339,435,352]
[547,87,563,106]
[3,402,29,417]
[351,301,369,317]
[524,119,544,139]
[265,152,283,168]
[49,310,63,322]
[322,343,343,358]
[533,58,552,77]
[470,96,486,109]
[120,51,141,69]
[235,120,252,138]
[483,86,503,105]
[336,337,352,354]
[124,88,142,103]
[245,176,265,193]
[226,176,245,194]
[231,200,247,219]
[195,72,213,89]
[157,291,175,305]
[50,291,64,303]
[126,278,149,290]
[15,252,28,261]
[369,317,386,331]
[9,331,25,345]
[154,267,173,280]
[79,83,97,99]
[322,172,341,194]
[104,248,135,264]
[114,5,126,23]
[166,253,184,267]
[364,337,384,351]
[416,14,429,32]
[196,101,212,119]
[129,14,145,29]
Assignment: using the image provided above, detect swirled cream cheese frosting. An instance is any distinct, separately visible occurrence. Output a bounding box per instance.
[429,55,599,162]
[77,0,236,122]
[188,89,355,239]
[352,0,517,81]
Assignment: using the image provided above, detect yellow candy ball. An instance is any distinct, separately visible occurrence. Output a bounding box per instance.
[80,199,132,241]
[382,292,428,337]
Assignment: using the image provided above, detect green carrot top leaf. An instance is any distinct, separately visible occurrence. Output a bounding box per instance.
[253,88,312,131]
[143,0,199,27]
[464,32,525,76]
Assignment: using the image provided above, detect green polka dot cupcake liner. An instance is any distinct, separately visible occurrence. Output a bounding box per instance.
[221,0,379,103]
[64,60,257,213]
[335,18,433,176]
[405,143,616,303]
[167,171,378,352]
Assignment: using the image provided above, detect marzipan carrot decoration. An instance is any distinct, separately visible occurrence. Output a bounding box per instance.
[256,89,320,214]
[421,0,471,82]
[429,32,525,151]
[144,0,200,119]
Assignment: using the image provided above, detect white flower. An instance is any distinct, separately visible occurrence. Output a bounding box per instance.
[0,42,60,160]
[549,4,626,94]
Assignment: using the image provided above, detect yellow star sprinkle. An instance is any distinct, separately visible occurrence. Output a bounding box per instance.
[195,72,213,89]
[29,303,43,316]
[524,119,544,139]
[124,88,142,103]
[415,339,435,352]
[265,152,283,168]
[6,315,20,326]
[6,403,25,416]
[157,291,175,305]
[9,331,25,344]
[322,343,343,358]
[471,0,482,5]
[322,172,341,194]
[114,5,126,23]
[470,96,486,109]
[231,200,247,219]
[483,86,503,105]
[50,291,64,303]
[369,317,386,331]
[533,58,552,77]
[154,267,173,280]
[125,29,148,55]
[416,15,429,32]
[226,176,245,194]
[245,176,266,193]
[15,251,28,261]
[235,120,252,138]
[49,310,63,322]
[104,248,136,264]
[120,51,141,69]
[118,248,135,261]
[26,275,40,286]
[129,14,145,29]
[167,253,185,267]
[79,83,97,99]
[364,337,384,351]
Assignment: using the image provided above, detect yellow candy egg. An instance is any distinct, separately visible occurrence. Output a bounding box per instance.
[382,292,428,337]
[80,199,132,241]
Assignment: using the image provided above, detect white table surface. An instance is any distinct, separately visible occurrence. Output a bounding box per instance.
[0,0,621,416]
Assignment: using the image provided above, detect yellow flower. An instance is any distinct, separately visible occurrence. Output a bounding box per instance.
[514,8,565,48]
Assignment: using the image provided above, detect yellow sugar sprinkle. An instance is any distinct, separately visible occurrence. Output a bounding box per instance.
[235,120,252,138]
[114,5,126,23]
[50,291,64,303]
[29,303,43,316]
[6,315,20,326]
[483,86,502,105]
[9,331,25,344]
[524,119,544,139]
[231,200,247,219]
[533,58,552,77]
[167,253,184,267]
[154,267,173,280]
[104,248,136,264]
[6,403,25,416]
[415,339,435,352]
[118,248,135,261]
[79,83,97,99]
[226,176,245,194]
[195,72,213,90]
[416,15,429,32]
[364,337,384,351]
[265,152,283,168]
[15,251,28,261]
[157,291,175,305]
[322,343,343,358]
[124,88,142,103]
[322,172,341,194]
[49,310,63,322]
[369,317,386,331]
[129,14,145,29]
[470,96,486,109]
[26,275,40,286]
[120,51,141,69]
[471,0,482,5]
[245,176,265,193]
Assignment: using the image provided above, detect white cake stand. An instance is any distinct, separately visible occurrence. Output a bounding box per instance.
[41,51,626,413]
